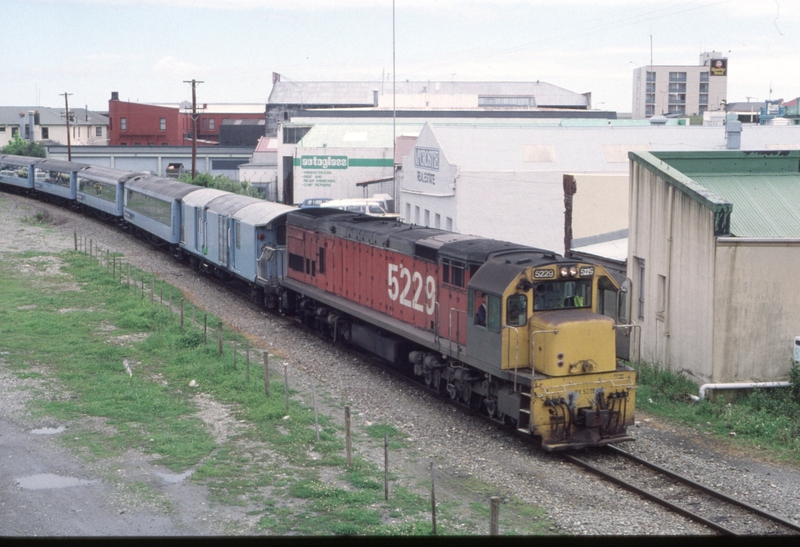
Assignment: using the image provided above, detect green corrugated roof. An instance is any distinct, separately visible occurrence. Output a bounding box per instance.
[630,151,800,238]
[689,174,800,237]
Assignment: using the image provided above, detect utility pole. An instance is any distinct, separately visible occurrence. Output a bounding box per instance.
[183,79,204,179]
[60,92,73,161]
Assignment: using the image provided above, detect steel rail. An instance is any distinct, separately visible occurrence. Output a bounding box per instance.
[607,445,800,533]
[562,453,738,535]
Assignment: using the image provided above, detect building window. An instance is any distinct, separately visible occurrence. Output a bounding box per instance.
[668,83,686,92]
[415,206,420,224]
[11,127,19,136]
[202,118,207,131]
[209,118,215,130]
[0,126,5,132]
[668,93,686,104]
[160,118,166,131]
[646,71,656,82]
[446,217,453,231]
[478,96,536,107]
[700,71,709,82]
[646,82,655,93]
[41,127,49,139]
[699,94,708,104]
[646,93,655,104]
[669,72,687,82]
[699,105,708,114]
[120,118,127,130]
[96,126,102,137]
[699,83,709,93]
[435,213,441,228]
[282,126,311,144]
[646,105,655,116]
[667,105,685,114]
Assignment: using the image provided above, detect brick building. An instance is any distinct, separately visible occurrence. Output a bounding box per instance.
[108,92,265,146]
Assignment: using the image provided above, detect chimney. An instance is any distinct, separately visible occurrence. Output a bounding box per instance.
[726,120,742,150]
[28,111,36,142]
[111,91,119,101]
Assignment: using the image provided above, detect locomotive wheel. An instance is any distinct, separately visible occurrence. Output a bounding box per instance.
[446,382,458,400]
[423,370,433,387]
[485,396,504,421]
[431,369,441,392]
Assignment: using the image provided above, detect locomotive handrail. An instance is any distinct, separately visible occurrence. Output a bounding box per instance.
[503,326,521,390]
[433,301,440,345]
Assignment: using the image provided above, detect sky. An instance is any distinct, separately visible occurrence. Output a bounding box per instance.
[3,0,800,114]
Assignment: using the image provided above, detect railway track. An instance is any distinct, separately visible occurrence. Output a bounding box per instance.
[564,445,800,535]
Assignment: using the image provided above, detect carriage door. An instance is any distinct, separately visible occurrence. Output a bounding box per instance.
[218,215,229,267]
[230,220,241,271]
[195,207,205,254]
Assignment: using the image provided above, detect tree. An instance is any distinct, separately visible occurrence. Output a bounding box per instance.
[179,172,261,197]
[1,133,46,158]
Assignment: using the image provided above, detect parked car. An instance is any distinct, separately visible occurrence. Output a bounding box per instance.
[320,198,401,219]
[299,197,332,208]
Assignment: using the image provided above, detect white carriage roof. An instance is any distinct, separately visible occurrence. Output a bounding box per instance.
[181,188,230,208]
[233,201,296,226]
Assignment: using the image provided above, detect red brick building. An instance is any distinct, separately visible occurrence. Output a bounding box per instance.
[107,92,265,146]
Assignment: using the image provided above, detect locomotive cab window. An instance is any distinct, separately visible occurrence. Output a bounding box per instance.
[533,279,592,311]
[597,276,618,320]
[506,294,527,327]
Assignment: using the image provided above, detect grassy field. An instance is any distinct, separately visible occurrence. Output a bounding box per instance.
[0,245,553,536]
[633,360,800,462]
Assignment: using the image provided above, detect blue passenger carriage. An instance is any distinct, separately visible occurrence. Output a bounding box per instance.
[0,154,44,191]
[76,165,136,221]
[123,175,200,250]
[180,188,230,265]
[33,159,84,204]
[233,199,295,307]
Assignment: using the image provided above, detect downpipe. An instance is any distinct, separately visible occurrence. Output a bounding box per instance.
[697,381,792,400]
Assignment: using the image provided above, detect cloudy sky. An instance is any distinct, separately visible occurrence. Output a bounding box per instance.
[3,0,799,113]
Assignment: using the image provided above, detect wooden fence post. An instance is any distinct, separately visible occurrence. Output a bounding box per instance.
[490,497,500,536]
[345,406,352,467]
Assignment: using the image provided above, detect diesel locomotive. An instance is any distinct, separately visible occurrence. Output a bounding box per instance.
[280,209,636,450]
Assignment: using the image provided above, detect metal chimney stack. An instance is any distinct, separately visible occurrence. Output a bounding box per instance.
[726,120,742,150]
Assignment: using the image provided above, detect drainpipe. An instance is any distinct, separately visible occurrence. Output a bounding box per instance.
[698,381,791,400]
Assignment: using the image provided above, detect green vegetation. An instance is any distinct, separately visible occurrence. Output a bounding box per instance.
[0,248,554,535]
[0,134,46,157]
[634,360,800,461]
[179,172,261,197]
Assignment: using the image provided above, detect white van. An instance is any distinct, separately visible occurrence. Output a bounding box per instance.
[321,198,401,219]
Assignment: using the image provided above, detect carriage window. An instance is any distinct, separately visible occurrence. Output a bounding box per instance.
[507,295,527,327]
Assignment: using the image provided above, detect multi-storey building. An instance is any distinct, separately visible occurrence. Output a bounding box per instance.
[632,51,727,118]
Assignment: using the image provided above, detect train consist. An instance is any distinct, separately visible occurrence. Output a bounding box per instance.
[0,153,636,450]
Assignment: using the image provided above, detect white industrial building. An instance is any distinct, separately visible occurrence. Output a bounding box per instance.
[628,150,800,385]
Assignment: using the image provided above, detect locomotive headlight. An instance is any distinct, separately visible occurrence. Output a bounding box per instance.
[569,265,578,276]
[559,266,569,277]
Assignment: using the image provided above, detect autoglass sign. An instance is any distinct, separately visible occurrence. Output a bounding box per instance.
[300,156,348,169]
